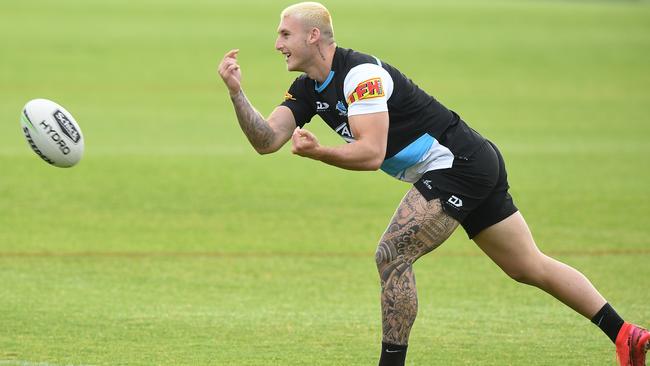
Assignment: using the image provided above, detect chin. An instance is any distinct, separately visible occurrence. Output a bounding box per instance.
[286,59,303,72]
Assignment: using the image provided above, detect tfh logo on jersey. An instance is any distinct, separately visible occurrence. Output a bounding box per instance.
[347,77,384,105]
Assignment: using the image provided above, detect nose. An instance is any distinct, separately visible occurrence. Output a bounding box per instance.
[274,37,282,51]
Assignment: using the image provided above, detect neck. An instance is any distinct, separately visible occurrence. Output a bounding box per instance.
[305,42,337,83]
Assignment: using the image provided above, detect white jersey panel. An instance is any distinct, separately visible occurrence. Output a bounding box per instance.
[343,64,394,117]
[397,141,454,183]
[379,133,454,183]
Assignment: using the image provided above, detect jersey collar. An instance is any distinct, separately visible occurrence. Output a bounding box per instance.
[314,70,335,93]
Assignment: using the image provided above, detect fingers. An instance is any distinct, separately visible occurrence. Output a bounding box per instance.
[225,63,240,73]
[219,57,239,73]
[218,50,243,95]
[222,49,240,68]
[291,128,303,148]
[292,128,308,147]
[219,49,240,74]
[291,127,320,157]
[218,49,242,92]
[225,49,239,59]
[293,127,313,140]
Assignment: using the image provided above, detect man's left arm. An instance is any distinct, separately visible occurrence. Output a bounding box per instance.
[291,111,388,171]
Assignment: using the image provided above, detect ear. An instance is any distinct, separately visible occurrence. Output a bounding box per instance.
[307,27,321,45]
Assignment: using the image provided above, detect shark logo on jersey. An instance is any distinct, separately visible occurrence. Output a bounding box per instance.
[335,122,355,142]
[335,101,347,116]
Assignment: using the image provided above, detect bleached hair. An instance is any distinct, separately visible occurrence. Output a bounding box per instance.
[281,2,335,42]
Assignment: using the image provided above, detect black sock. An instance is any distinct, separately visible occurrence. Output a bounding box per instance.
[378,342,408,366]
[591,303,625,343]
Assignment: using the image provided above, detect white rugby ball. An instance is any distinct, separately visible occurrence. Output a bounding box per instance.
[20,98,84,167]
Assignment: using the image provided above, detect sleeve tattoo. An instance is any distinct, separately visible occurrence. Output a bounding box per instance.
[230,90,275,150]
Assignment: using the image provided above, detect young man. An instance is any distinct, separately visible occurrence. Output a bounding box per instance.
[217,2,649,365]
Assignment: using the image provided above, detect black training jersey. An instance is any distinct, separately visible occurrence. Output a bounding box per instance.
[280,47,484,183]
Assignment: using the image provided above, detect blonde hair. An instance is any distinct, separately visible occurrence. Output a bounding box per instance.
[281,2,334,41]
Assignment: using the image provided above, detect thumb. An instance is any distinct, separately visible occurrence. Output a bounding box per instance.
[292,127,302,141]
[294,127,310,138]
[226,49,240,59]
[296,128,311,138]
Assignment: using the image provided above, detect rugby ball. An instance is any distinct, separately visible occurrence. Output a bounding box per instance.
[20,99,84,167]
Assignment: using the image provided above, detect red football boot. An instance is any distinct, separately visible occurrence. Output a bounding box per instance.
[616,322,650,366]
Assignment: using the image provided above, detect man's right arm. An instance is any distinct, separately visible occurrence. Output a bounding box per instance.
[218,49,295,154]
[229,91,296,154]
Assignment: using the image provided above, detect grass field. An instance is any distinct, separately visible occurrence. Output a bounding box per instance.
[1,0,649,365]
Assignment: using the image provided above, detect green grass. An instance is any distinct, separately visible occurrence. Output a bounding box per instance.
[0,0,649,365]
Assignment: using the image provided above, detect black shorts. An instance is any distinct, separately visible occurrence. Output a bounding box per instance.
[413,140,518,239]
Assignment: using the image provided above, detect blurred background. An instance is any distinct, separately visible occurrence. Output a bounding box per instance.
[0,1,648,365]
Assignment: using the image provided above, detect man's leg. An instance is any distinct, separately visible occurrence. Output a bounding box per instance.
[473,211,649,365]
[375,187,459,366]
[473,211,606,317]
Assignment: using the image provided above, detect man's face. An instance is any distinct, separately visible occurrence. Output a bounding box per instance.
[275,15,311,72]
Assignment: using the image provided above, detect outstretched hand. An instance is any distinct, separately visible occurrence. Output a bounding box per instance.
[291,127,321,159]
[218,49,242,96]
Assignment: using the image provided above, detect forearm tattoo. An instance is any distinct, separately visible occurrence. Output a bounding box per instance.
[230,90,274,150]
[375,187,459,345]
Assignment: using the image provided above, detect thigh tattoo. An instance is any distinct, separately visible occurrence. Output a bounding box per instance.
[376,187,459,273]
[375,187,459,345]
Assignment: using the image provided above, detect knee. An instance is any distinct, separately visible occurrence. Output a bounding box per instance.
[502,255,550,286]
[375,241,394,273]
[375,240,409,281]
[505,267,537,285]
